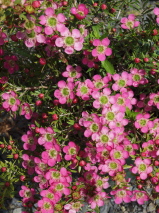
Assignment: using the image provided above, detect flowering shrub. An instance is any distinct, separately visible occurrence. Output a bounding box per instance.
[0,0,159,213]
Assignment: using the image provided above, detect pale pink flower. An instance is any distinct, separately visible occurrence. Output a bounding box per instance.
[64,202,83,213]
[111,188,132,204]
[87,191,109,209]
[38,127,55,145]
[55,28,84,54]
[121,14,140,29]
[76,79,94,100]
[110,146,129,165]
[38,198,54,213]
[131,190,149,204]
[99,159,123,176]
[39,8,66,35]
[131,158,153,180]
[40,188,60,204]
[2,91,20,112]
[153,7,159,24]
[92,38,112,61]
[62,65,82,82]
[130,68,148,87]
[148,92,159,109]
[92,74,111,90]
[112,71,132,91]
[135,113,153,133]
[54,80,75,104]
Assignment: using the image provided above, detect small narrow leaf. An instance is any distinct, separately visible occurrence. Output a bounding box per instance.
[101,60,115,74]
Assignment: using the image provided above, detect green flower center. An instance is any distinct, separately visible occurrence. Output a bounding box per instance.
[114,151,122,159]
[102,150,109,158]
[72,202,81,209]
[118,79,126,87]
[62,87,70,96]
[80,86,88,94]
[24,20,35,30]
[90,123,99,132]
[9,97,16,105]
[52,171,60,179]
[49,149,57,158]
[154,95,159,103]
[1,0,12,6]
[126,21,134,28]
[97,45,105,53]
[136,192,144,198]
[117,97,124,105]
[28,160,35,167]
[125,145,133,152]
[27,30,36,38]
[94,195,100,201]
[45,133,53,141]
[44,202,51,210]
[109,162,118,169]
[47,193,54,199]
[95,81,104,88]
[55,204,63,211]
[65,36,74,46]
[25,190,31,198]
[69,147,76,155]
[56,183,64,191]
[100,134,109,143]
[139,163,146,172]
[139,119,147,126]
[47,17,57,27]
[133,74,141,81]
[97,180,103,186]
[99,96,108,104]
[70,71,77,77]
[106,112,115,121]
[117,190,126,197]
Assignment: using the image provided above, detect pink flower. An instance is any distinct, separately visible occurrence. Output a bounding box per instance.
[39,8,66,35]
[38,198,54,213]
[110,146,129,165]
[76,79,94,100]
[82,50,98,68]
[4,55,19,74]
[19,186,35,203]
[62,65,82,82]
[20,103,33,119]
[78,25,88,37]
[54,80,75,104]
[121,14,140,29]
[38,127,55,145]
[22,154,35,175]
[130,68,148,87]
[40,188,60,204]
[134,113,153,133]
[148,92,159,109]
[99,159,123,176]
[153,7,159,24]
[112,72,132,91]
[51,181,71,197]
[131,158,153,180]
[92,38,112,61]
[131,190,149,204]
[2,91,20,112]
[55,28,84,54]
[70,4,89,20]
[92,74,111,90]
[111,188,132,204]
[94,176,109,191]
[87,191,109,209]
[64,201,83,213]
[42,142,61,166]
[0,29,7,45]
[21,130,37,151]
[63,141,80,161]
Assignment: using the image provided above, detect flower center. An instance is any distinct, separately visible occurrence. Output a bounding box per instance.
[106,112,115,121]
[9,97,16,105]
[44,202,51,210]
[72,202,81,209]
[24,20,35,30]
[47,193,54,199]
[154,95,159,103]
[45,133,53,141]
[47,17,57,27]
[109,162,118,169]
[49,149,57,158]
[25,190,31,198]
[139,119,147,126]
[70,71,77,77]
[126,21,134,28]
[118,79,126,87]
[90,123,99,132]
[95,81,104,88]
[27,30,36,38]
[97,45,105,53]
[114,151,122,159]
[62,87,70,96]
[117,190,126,197]
[80,86,88,94]
[52,171,60,179]
[117,97,124,105]
[136,192,144,199]
[139,163,146,172]
[69,147,76,155]
[55,183,64,191]
[133,74,141,81]
[65,36,74,46]
[97,180,103,186]
[100,134,109,143]
[99,96,108,104]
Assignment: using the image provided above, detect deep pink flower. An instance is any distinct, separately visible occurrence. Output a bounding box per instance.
[120,14,140,29]
[87,191,109,209]
[70,4,89,20]
[153,8,159,24]
[134,113,153,133]
[92,74,111,90]
[22,154,35,175]
[130,68,148,87]
[4,55,19,74]
[63,141,80,161]
[110,146,129,165]
[38,198,54,213]
[99,159,123,176]
[19,186,35,203]
[64,201,83,213]
[92,38,112,61]
[148,92,159,109]
[20,103,33,119]
[0,29,7,45]
[112,72,132,91]
[38,127,55,145]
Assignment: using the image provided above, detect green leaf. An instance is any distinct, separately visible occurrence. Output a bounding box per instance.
[92,25,100,38]
[101,60,115,74]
